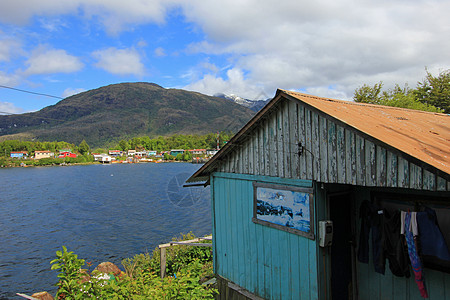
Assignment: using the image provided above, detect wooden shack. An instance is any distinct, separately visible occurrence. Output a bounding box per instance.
[187,89,450,299]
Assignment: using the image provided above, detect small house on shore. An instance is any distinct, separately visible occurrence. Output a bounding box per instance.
[58,151,76,158]
[170,149,185,157]
[34,150,54,160]
[109,150,123,157]
[10,151,28,159]
[93,153,112,163]
[190,149,207,155]
[187,89,450,300]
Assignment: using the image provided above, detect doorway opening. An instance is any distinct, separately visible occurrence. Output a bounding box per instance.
[329,192,354,300]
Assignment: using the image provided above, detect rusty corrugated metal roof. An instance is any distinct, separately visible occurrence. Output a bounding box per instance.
[282,90,450,175]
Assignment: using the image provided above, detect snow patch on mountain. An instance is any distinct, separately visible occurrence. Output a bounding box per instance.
[214,93,270,112]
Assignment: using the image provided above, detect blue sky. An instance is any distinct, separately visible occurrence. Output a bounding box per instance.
[1,0,449,113]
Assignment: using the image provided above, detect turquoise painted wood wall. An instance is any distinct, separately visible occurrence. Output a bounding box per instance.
[354,188,450,299]
[211,172,319,300]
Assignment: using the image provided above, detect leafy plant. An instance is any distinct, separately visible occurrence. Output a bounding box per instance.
[50,246,86,299]
[122,252,153,280]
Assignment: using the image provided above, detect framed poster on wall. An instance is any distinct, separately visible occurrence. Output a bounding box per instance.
[252,182,315,239]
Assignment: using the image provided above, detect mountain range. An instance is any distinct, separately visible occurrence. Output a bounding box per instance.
[0,83,256,148]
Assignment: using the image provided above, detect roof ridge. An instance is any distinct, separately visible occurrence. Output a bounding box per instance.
[281,89,448,116]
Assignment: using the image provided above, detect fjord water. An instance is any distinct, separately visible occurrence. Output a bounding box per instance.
[0,163,211,299]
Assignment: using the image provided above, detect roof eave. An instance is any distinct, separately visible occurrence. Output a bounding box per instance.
[186,89,285,184]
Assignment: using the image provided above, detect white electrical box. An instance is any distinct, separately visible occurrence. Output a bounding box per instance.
[319,220,333,247]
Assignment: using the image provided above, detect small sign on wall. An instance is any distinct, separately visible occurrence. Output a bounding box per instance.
[252,182,315,239]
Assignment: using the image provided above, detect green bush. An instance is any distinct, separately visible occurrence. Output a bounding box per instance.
[131,232,213,277]
[51,233,216,299]
[34,158,64,166]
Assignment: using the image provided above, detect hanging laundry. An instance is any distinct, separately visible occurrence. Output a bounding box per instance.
[417,207,450,262]
[381,210,410,277]
[404,211,428,298]
[357,200,385,274]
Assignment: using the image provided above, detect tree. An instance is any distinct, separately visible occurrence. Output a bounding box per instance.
[118,140,129,151]
[414,69,450,113]
[93,148,106,154]
[164,152,174,160]
[353,79,443,113]
[140,136,151,150]
[78,140,90,155]
[129,137,142,150]
[353,82,384,104]
[182,151,192,161]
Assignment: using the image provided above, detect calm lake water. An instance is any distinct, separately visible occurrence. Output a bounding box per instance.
[0,163,211,299]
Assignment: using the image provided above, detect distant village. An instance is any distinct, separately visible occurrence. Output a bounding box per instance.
[9,148,219,164]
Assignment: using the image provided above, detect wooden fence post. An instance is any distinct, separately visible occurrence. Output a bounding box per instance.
[160,247,167,278]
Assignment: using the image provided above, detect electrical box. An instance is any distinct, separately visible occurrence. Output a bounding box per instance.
[319,220,333,247]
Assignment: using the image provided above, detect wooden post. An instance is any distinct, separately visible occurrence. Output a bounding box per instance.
[160,247,167,278]
[158,235,212,278]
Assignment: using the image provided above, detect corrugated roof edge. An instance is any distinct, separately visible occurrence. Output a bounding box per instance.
[283,89,448,116]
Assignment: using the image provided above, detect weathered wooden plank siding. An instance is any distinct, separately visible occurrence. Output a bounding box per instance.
[283,100,292,179]
[212,173,318,300]
[288,100,299,179]
[327,120,337,182]
[311,112,320,182]
[277,103,285,179]
[387,151,398,188]
[305,109,313,179]
[336,125,346,183]
[345,129,357,185]
[218,98,448,191]
[376,146,387,187]
[319,115,328,183]
[298,105,307,179]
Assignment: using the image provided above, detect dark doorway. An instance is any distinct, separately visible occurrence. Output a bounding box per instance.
[330,192,353,300]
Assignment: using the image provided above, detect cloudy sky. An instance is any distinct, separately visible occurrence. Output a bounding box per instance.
[0,0,449,113]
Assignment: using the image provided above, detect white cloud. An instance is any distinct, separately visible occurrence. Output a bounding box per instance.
[62,88,86,98]
[0,71,21,86]
[0,36,21,62]
[23,45,84,75]
[0,0,449,100]
[0,1,78,25]
[82,0,175,36]
[0,101,24,114]
[137,40,148,48]
[184,68,267,100]
[92,47,145,76]
[154,47,166,57]
[0,0,176,35]
[180,0,450,98]
[38,18,68,32]
[304,86,351,101]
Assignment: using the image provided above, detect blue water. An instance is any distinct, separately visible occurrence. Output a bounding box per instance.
[0,163,211,299]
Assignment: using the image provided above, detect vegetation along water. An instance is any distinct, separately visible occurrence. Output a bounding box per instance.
[0,163,211,299]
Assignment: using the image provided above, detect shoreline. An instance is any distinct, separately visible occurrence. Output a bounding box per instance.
[0,159,196,169]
